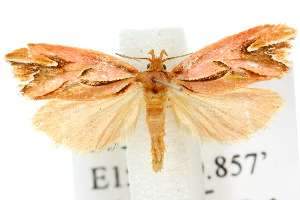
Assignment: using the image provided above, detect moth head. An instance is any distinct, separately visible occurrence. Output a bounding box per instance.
[145,49,168,71]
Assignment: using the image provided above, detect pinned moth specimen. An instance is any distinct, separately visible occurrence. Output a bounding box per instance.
[5,24,296,172]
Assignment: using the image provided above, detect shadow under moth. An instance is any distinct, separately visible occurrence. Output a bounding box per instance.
[5,24,296,172]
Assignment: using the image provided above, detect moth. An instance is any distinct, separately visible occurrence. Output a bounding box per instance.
[5,24,296,172]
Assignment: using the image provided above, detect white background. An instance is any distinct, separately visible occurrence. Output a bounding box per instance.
[0,0,299,199]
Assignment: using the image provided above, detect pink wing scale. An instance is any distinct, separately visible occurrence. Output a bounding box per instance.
[36,77,136,101]
[28,43,138,76]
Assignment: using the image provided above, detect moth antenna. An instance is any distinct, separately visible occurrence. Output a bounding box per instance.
[115,53,150,62]
[152,78,182,91]
[162,52,193,62]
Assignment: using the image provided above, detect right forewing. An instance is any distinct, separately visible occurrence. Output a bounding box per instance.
[172,24,296,94]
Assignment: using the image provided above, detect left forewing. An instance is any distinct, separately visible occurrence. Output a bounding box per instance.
[32,86,143,152]
[5,43,138,100]
[169,87,283,142]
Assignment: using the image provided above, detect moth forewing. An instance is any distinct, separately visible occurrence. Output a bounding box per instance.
[5,43,139,101]
[172,24,296,94]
